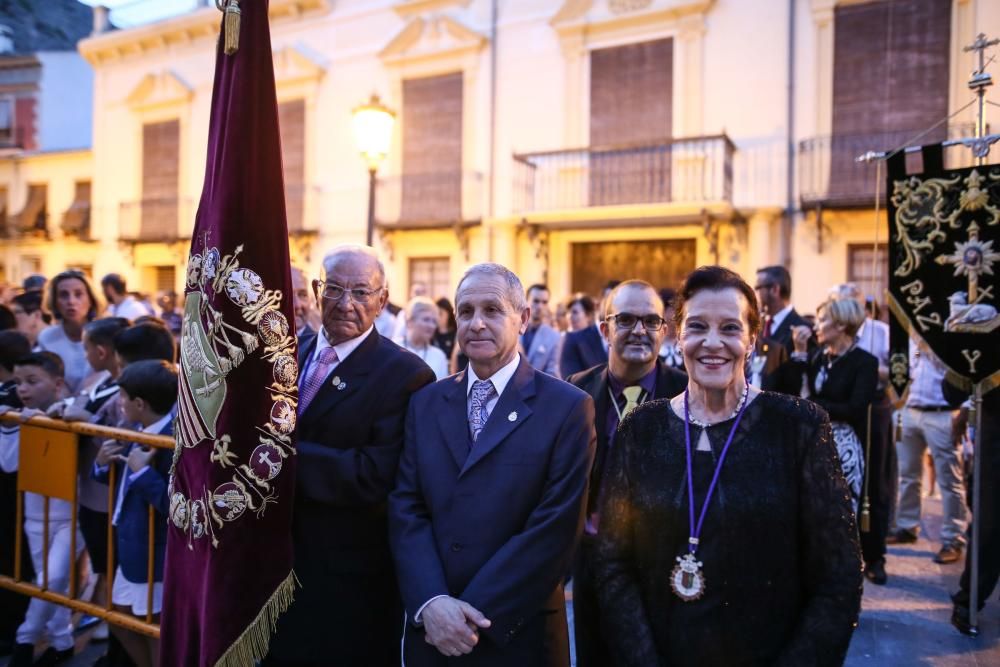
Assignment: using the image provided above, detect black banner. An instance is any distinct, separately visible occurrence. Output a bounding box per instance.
[886,146,1000,395]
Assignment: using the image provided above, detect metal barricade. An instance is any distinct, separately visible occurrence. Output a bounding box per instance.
[0,412,174,638]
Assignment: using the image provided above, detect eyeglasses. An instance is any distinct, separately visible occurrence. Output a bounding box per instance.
[606,312,665,332]
[314,280,384,304]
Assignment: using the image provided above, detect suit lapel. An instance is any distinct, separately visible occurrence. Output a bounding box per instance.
[461,358,535,476]
[437,370,472,470]
[301,329,377,424]
[297,331,317,371]
[584,367,610,444]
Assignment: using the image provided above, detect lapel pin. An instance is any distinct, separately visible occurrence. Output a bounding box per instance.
[508,411,517,422]
[331,376,340,386]
[337,382,347,391]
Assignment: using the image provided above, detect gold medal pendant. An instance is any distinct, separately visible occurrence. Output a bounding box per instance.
[670,553,705,602]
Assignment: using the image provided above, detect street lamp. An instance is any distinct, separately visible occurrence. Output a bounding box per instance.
[351,93,395,246]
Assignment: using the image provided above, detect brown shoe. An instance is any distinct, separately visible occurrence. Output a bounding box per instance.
[934,541,964,564]
[886,529,918,544]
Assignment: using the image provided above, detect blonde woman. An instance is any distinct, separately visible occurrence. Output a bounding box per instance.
[396,296,450,380]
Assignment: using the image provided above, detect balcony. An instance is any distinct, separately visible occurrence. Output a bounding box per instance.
[512,135,734,217]
[799,124,981,208]
[374,171,483,228]
[118,197,194,243]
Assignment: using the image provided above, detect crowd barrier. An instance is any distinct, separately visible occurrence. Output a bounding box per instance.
[0,412,174,638]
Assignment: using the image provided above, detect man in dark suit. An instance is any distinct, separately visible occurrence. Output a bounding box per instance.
[754,265,813,393]
[389,263,596,666]
[265,246,435,667]
[559,298,605,378]
[565,280,687,667]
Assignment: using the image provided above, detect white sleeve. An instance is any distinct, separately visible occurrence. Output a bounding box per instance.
[0,424,19,473]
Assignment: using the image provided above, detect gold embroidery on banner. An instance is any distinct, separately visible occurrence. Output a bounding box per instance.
[172,240,299,547]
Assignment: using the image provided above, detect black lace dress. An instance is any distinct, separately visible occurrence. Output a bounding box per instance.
[593,392,862,667]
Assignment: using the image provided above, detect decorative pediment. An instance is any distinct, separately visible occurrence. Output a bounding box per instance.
[393,0,472,18]
[273,45,327,85]
[126,70,193,111]
[551,0,714,35]
[379,15,487,67]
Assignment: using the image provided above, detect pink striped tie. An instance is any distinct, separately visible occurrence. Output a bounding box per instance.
[298,347,338,415]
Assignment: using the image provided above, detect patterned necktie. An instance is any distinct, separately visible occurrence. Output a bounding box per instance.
[468,379,497,443]
[298,347,338,415]
[621,385,643,419]
[763,315,773,340]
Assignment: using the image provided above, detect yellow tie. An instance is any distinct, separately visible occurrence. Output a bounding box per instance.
[622,386,643,418]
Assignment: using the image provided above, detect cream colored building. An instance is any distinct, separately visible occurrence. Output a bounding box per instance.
[2,0,998,313]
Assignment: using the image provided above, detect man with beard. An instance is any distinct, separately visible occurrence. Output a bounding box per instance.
[565,280,687,666]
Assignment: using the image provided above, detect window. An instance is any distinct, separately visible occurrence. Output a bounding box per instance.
[155,266,176,293]
[409,257,450,302]
[140,119,180,239]
[847,244,889,307]
[401,73,463,223]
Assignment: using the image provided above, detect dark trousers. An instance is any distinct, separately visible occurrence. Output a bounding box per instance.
[953,411,1000,611]
[572,536,612,667]
[0,471,33,644]
[860,397,895,566]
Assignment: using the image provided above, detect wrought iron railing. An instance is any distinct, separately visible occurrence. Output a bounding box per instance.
[799,124,982,208]
[512,135,734,214]
[118,197,194,242]
[375,171,483,226]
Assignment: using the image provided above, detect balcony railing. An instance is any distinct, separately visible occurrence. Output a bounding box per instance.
[118,197,194,243]
[375,171,483,227]
[799,124,981,208]
[512,135,734,214]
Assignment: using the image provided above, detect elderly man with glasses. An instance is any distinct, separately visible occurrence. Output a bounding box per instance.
[264,245,435,667]
[564,279,687,667]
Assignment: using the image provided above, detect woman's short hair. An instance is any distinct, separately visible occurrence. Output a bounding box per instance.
[47,270,100,322]
[674,266,762,337]
[435,297,457,331]
[567,293,596,316]
[406,296,437,321]
[819,298,865,338]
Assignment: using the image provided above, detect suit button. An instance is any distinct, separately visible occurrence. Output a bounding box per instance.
[450,542,462,552]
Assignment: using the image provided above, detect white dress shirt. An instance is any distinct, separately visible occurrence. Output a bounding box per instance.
[305,325,374,385]
[769,304,794,332]
[906,339,949,408]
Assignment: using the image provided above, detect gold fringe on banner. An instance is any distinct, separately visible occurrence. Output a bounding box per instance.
[214,570,299,667]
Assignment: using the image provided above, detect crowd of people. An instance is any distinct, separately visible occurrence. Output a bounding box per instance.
[0,250,993,667]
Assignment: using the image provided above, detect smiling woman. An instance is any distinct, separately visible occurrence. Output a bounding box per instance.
[592,265,863,667]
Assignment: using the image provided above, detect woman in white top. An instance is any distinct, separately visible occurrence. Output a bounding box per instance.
[395,296,450,380]
[36,270,100,394]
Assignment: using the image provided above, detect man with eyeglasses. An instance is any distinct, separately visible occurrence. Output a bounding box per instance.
[753,265,812,394]
[264,245,435,667]
[564,280,687,667]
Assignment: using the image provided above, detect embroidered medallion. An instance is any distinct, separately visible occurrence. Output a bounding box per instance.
[670,553,705,601]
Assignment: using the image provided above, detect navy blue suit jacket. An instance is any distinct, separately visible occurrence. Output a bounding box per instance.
[93,418,172,583]
[559,325,606,379]
[389,357,596,666]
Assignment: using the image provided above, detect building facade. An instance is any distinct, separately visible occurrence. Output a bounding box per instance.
[1,0,997,313]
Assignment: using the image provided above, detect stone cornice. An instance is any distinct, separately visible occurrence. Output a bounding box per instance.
[392,0,472,18]
[550,0,715,37]
[78,0,331,66]
[379,15,487,68]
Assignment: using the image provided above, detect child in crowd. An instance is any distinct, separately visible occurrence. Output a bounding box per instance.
[94,360,177,667]
[0,352,83,667]
[0,331,32,655]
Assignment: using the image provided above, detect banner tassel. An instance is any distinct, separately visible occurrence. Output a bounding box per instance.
[214,570,299,667]
[223,0,241,55]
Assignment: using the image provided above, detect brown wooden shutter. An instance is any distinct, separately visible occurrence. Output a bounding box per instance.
[400,72,463,223]
[589,39,673,206]
[278,99,306,231]
[141,119,180,239]
[829,0,951,200]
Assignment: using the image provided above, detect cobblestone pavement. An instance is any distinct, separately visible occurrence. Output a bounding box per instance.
[3,497,998,666]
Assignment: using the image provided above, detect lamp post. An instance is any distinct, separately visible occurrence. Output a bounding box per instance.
[351,94,395,246]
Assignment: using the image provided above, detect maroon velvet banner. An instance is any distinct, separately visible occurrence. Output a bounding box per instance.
[161,2,299,665]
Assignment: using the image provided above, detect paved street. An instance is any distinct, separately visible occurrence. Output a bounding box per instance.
[3,497,998,667]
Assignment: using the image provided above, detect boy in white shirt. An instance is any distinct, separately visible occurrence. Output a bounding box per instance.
[0,352,83,667]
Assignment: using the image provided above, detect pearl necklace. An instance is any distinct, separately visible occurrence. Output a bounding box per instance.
[684,382,750,428]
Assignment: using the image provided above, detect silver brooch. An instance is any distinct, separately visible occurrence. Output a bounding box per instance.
[508,411,517,422]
